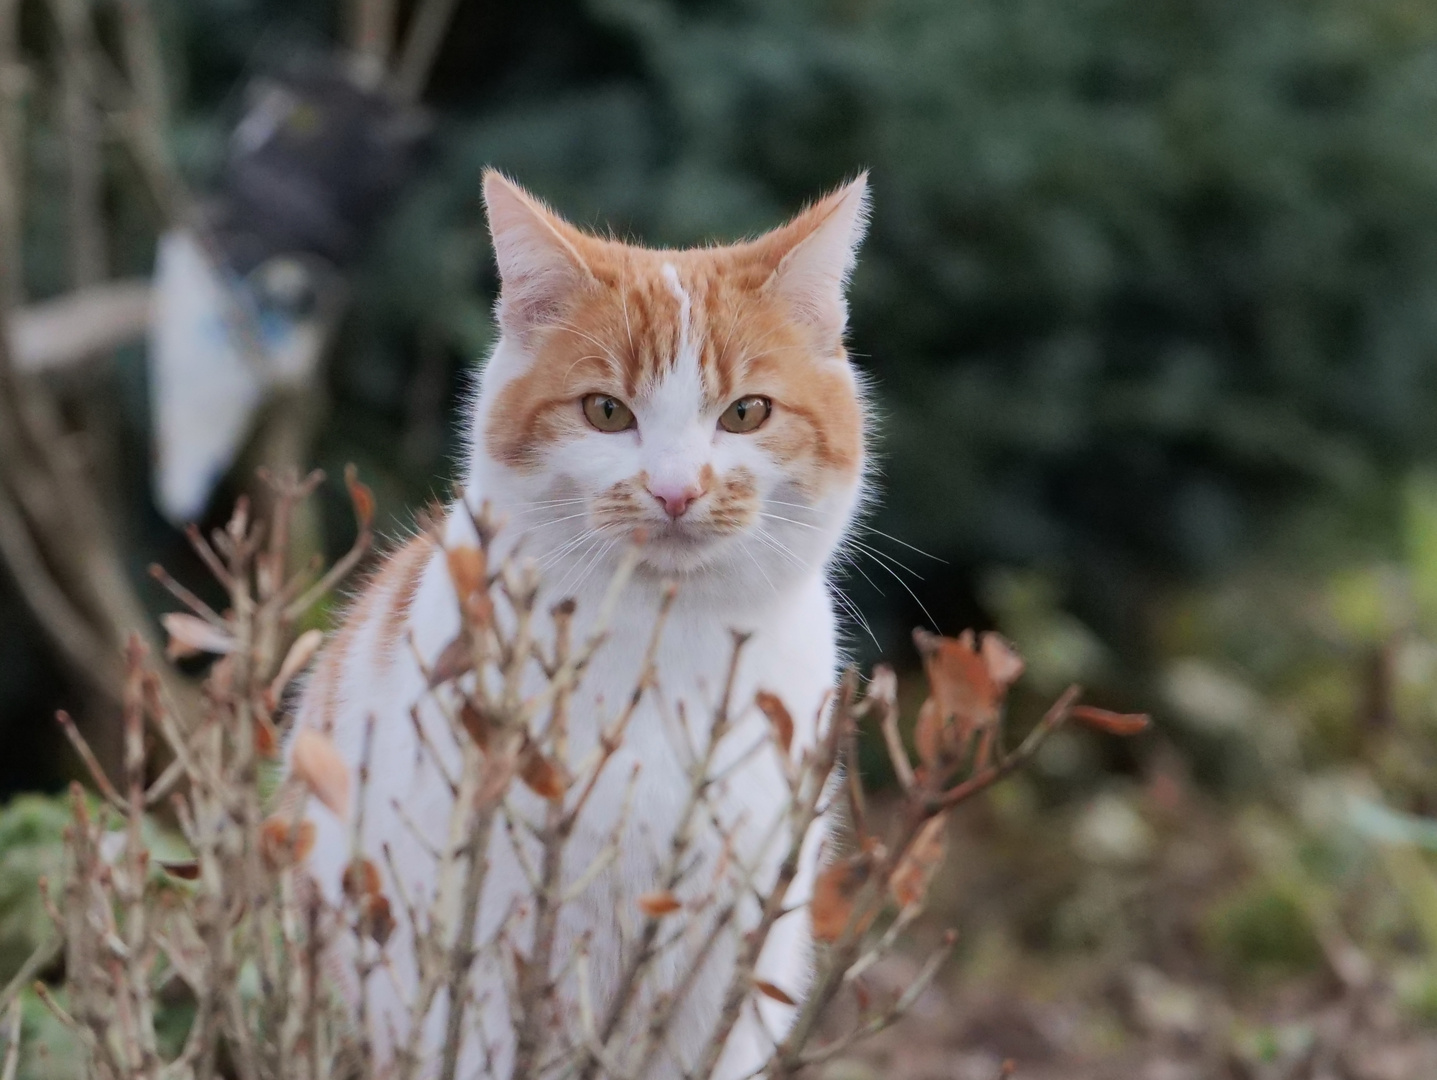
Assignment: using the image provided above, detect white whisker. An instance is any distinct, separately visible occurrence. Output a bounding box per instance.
[839,552,886,598]
[538,525,609,571]
[557,529,622,597]
[848,545,941,633]
[765,499,947,564]
[738,539,779,598]
[520,511,598,537]
[832,589,880,650]
[855,525,947,563]
[750,526,803,567]
[845,537,924,581]
[750,525,877,647]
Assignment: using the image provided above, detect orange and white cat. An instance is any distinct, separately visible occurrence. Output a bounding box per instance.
[292,170,872,1078]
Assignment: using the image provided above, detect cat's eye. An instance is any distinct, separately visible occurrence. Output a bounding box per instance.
[718,396,772,434]
[582,394,636,433]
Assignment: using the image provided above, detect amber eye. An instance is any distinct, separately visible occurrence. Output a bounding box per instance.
[582,394,636,433]
[718,396,772,434]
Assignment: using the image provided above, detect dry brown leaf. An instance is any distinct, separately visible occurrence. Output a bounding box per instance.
[459,701,492,750]
[345,465,375,530]
[810,853,879,943]
[755,690,794,756]
[754,980,797,1006]
[464,595,493,631]
[253,714,280,760]
[889,813,948,909]
[912,698,948,770]
[271,630,325,701]
[979,631,1025,689]
[866,664,898,709]
[447,546,493,629]
[912,628,1026,771]
[427,635,474,688]
[162,613,234,660]
[358,894,395,946]
[291,728,351,818]
[636,891,682,916]
[1073,705,1150,736]
[342,857,382,901]
[446,546,487,600]
[159,860,200,881]
[260,816,316,869]
[914,628,1000,733]
[519,742,566,801]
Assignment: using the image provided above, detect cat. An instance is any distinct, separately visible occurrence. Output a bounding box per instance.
[291,169,872,1079]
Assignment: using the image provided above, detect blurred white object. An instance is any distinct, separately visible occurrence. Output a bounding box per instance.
[148,230,337,524]
[149,230,264,523]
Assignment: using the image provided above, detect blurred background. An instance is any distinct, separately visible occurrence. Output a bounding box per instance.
[4,0,1437,1076]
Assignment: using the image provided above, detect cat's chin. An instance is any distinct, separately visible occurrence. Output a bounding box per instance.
[626,519,768,578]
[634,532,729,577]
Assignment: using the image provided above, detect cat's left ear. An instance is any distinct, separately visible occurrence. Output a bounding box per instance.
[483,170,596,342]
[764,173,871,349]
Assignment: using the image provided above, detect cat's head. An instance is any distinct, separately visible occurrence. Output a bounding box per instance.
[469,171,871,590]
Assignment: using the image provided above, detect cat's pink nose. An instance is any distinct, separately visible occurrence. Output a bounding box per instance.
[649,482,703,519]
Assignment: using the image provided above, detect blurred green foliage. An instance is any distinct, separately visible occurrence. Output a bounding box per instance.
[0,796,66,978]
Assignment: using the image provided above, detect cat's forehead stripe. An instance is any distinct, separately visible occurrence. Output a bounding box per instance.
[660,261,693,367]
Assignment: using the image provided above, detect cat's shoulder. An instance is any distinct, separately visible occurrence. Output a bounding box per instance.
[296,530,439,734]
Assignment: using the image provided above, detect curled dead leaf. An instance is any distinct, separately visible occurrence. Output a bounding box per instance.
[459,701,492,750]
[755,690,794,756]
[345,464,374,531]
[291,728,351,818]
[260,816,316,869]
[912,698,950,771]
[636,891,682,916]
[1073,706,1150,736]
[427,635,474,689]
[753,979,797,1006]
[357,893,395,946]
[159,860,200,881]
[519,742,566,801]
[253,714,280,760]
[162,613,234,661]
[914,628,999,734]
[447,546,494,629]
[912,628,1028,771]
[271,630,325,703]
[979,632,1025,689]
[866,664,898,710]
[811,852,880,943]
[342,857,382,901]
[889,813,948,910]
[446,546,486,600]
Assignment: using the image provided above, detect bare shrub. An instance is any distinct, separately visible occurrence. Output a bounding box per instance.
[9,473,1145,1079]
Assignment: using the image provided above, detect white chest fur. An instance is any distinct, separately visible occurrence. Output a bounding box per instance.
[297,506,840,1079]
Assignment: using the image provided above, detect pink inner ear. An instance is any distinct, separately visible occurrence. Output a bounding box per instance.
[483,171,593,339]
[766,175,871,347]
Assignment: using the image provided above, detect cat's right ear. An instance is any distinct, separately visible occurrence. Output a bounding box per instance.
[483,171,594,340]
